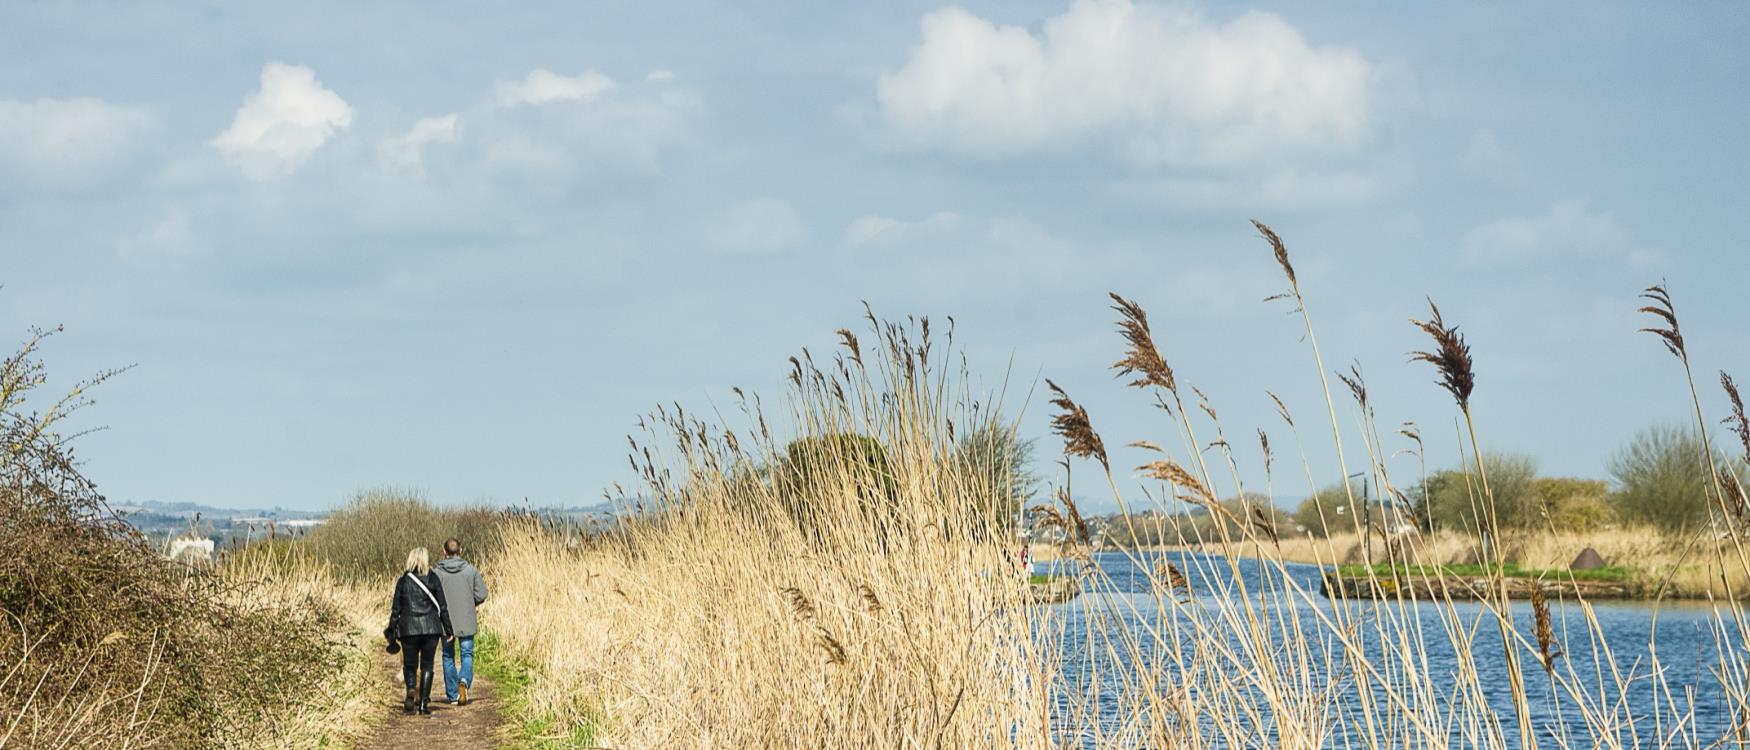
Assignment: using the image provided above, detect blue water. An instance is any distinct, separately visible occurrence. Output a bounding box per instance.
[1037,551,1745,748]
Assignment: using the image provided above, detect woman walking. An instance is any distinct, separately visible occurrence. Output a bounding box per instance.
[385,546,453,715]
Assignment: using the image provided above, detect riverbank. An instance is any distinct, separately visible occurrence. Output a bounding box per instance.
[1127,527,1750,600]
[1321,571,1642,600]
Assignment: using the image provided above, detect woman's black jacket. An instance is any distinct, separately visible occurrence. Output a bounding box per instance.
[386,570,454,640]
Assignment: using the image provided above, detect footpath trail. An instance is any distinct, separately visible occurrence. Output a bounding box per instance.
[358,649,504,750]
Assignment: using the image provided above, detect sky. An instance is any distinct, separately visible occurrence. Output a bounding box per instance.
[2,1,1747,513]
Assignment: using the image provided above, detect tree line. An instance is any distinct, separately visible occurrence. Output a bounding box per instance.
[1294,424,1740,537]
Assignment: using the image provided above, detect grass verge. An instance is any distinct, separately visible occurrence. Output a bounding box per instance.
[475,629,604,749]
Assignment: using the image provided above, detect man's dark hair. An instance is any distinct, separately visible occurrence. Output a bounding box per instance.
[443,538,461,556]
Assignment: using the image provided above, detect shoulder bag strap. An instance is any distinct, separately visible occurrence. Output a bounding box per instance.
[406,572,442,610]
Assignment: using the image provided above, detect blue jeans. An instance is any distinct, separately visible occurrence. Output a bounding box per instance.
[441,635,475,701]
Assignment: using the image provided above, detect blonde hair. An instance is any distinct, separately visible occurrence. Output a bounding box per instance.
[404,547,431,576]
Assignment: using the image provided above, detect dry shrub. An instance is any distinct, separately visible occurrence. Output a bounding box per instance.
[0,327,349,749]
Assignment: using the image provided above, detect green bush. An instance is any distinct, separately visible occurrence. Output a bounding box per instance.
[1536,477,1614,531]
[1423,452,1540,532]
[950,422,1038,534]
[1295,485,1359,538]
[1609,424,1732,533]
[300,488,505,580]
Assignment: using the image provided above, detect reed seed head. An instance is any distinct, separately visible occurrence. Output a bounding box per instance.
[855,584,882,613]
[1046,379,1108,471]
[836,328,862,367]
[1409,299,1476,412]
[1128,440,1166,454]
[1638,282,1687,362]
[1192,386,1217,421]
[1250,505,1279,544]
[1159,561,1190,593]
[1053,488,1092,545]
[1109,293,1176,393]
[781,587,816,622]
[817,631,848,665]
[1252,219,1296,287]
[1719,468,1748,525]
[1137,459,1241,528]
[1531,586,1562,673]
[1267,390,1294,427]
[1337,364,1368,412]
[1722,372,1749,461]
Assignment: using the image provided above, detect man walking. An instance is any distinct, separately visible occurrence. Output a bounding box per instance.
[434,537,489,705]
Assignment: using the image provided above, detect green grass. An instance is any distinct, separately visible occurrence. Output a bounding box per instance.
[1334,562,1635,583]
[475,629,604,749]
[1028,573,1060,585]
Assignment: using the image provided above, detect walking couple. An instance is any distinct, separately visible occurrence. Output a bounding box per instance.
[384,537,489,715]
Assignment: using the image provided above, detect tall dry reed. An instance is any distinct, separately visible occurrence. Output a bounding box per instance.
[382,226,1750,748]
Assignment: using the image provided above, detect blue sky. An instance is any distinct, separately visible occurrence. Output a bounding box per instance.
[3,1,1747,512]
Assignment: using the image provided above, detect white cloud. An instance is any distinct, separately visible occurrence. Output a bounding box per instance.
[1463,129,1529,188]
[1106,165,1389,211]
[836,212,1087,304]
[876,0,1371,168]
[713,198,806,254]
[0,97,154,188]
[495,69,616,107]
[378,113,460,175]
[844,211,961,245]
[645,70,675,82]
[213,63,354,180]
[117,207,198,259]
[1465,200,1663,268]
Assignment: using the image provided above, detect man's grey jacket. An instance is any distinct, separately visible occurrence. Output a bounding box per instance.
[434,556,489,638]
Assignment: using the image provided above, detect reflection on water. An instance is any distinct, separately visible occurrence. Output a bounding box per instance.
[1038,550,1743,748]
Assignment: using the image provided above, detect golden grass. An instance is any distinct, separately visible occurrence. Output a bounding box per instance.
[213,547,392,749]
[483,325,1054,748]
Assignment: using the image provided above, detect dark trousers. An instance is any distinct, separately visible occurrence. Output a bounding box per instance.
[399,635,439,694]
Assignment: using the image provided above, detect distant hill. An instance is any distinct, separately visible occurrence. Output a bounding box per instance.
[110,498,329,521]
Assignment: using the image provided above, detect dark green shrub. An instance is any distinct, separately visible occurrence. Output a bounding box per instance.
[780,434,897,545]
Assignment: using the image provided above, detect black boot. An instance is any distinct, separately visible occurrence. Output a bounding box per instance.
[403,684,416,714]
[418,671,434,715]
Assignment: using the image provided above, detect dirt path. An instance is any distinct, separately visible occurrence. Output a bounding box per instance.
[357,648,504,750]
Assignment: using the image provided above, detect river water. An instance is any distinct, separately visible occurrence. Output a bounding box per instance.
[1037,550,1744,748]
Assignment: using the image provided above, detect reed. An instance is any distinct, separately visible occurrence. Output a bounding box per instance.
[454,224,1750,748]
